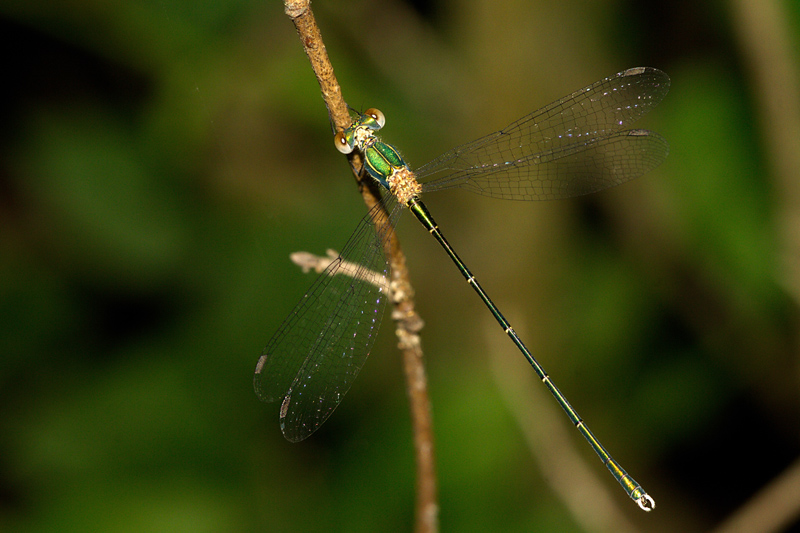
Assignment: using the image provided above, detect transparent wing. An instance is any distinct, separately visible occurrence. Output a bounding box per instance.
[416,67,670,200]
[254,197,402,442]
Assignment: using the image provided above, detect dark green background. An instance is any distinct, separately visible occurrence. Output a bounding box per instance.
[2,0,799,531]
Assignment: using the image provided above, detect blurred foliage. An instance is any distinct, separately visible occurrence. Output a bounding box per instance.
[1,0,799,532]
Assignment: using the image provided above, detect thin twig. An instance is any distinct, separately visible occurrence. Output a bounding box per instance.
[283,2,438,531]
[712,455,800,533]
[291,249,390,291]
[725,4,800,531]
[728,0,800,303]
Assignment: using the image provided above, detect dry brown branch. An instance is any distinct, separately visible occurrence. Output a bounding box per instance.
[728,0,800,309]
[725,3,800,531]
[283,1,438,531]
[712,455,800,533]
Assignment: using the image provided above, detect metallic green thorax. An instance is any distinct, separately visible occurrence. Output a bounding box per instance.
[363,141,405,189]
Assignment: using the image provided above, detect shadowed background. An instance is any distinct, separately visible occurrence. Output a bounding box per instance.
[1,0,799,531]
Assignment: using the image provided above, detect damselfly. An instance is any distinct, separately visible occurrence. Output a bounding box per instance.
[255,67,670,511]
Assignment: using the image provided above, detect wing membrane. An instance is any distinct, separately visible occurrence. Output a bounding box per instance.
[417,67,670,200]
[254,198,401,442]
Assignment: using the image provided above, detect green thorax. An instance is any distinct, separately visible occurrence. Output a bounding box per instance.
[363,139,406,189]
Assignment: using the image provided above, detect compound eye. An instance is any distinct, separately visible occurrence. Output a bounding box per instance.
[334,131,353,154]
[364,108,385,129]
